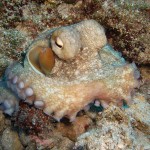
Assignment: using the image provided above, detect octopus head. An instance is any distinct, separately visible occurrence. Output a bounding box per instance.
[51,27,82,61]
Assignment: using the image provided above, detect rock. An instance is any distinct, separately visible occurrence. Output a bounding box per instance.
[74,124,139,150]
[0,111,5,133]
[139,81,150,102]
[25,142,36,150]
[51,137,74,150]
[30,134,60,149]
[62,0,77,4]
[126,93,150,135]
[57,3,73,19]
[1,127,23,150]
[57,116,92,141]
[4,118,12,127]
[140,66,150,83]
[0,136,3,150]
[0,54,13,76]
[0,29,27,62]
[139,66,150,102]
[74,105,149,150]
[19,130,31,147]
[58,137,74,150]
[83,0,150,65]
[29,132,74,150]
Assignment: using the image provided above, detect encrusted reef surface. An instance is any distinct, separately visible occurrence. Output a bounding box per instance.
[74,95,150,150]
[97,0,150,65]
[0,0,149,150]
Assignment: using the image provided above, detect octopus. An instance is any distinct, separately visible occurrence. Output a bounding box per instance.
[0,20,140,122]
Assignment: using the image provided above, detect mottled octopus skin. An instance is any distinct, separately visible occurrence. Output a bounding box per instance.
[0,20,140,122]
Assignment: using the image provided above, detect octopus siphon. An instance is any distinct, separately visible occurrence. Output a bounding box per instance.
[0,20,140,122]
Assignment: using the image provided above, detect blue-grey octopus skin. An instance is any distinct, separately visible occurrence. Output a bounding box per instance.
[0,20,140,122]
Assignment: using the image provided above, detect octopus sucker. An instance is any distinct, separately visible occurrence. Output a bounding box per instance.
[0,20,140,121]
[94,100,101,107]
[0,83,19,116]
[17,81,25,89]
[34,100,45,109]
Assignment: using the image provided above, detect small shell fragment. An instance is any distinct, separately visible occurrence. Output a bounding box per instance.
[27,46,55,75]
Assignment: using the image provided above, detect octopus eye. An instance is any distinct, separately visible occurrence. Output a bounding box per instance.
[55,37,63,48]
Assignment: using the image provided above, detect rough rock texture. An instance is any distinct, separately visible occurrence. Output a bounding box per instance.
[57,3,73,19]
[0,28,28,61]
[25,142,36,150]
[0,111,5,133]
[51,137,74,150]
[139,66,150,102]
[19,130,32,147]
[74,96,150,150]
[57,116,92,141]
[25,131,74,149]
[1,127,23,150]
[101,1,150,64]
[0,54,13,77]
[126,94,150,135]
